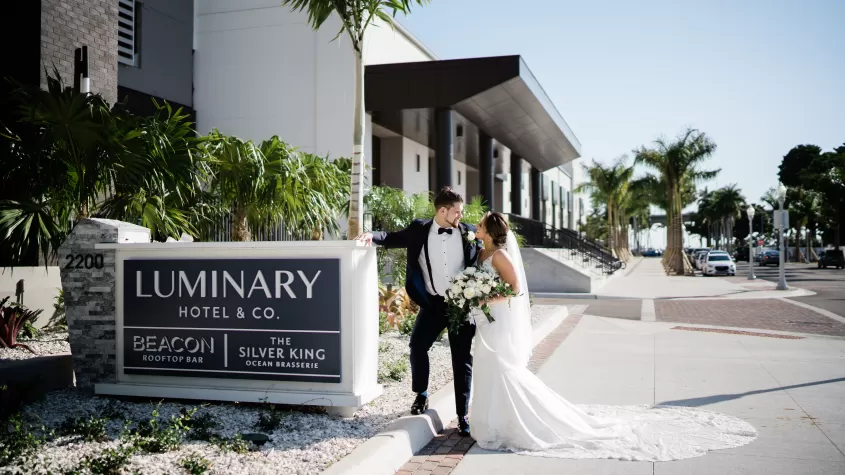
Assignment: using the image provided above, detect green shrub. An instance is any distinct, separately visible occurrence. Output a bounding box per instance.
[186,411,219,442]
[47,288,67,329]
[179,453,212,475]
[398,312,416,336]
[211,434,251,454]
[378,359,408,383]
[378,311,389,335]
[78,444,135,475]
[255,399,286,433]
[128,406,195,453]
[0,413,48,466]
[59,415,109,442]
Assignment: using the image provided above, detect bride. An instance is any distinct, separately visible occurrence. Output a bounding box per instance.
[468,212,757,461]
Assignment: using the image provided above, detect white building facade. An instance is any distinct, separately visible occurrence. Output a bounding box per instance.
[137,0,589,233]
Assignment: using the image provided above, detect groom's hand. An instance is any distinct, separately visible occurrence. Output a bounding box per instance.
[356,232,374,246]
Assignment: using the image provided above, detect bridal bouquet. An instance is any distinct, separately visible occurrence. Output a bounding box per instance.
[445,266,518,333]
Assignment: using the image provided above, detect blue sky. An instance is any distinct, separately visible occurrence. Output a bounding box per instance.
[398,0,845,219]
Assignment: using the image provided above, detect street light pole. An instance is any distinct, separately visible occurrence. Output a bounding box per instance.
[776,184,788,290]
[747,205,756,280]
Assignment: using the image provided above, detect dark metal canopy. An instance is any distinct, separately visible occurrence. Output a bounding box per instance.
[365,55,581,172]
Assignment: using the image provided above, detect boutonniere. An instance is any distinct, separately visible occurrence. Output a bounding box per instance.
[463,230,477,244]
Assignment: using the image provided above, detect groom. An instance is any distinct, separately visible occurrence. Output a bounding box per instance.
[358,187,480,436]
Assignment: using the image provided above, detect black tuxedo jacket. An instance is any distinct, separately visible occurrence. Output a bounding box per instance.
[371,219,480,309]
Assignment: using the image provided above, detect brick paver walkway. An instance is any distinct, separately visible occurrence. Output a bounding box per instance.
[394,313,583,475]
[655,299,845,336]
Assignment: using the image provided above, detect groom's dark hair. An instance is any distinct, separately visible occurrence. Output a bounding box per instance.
[434,186,463,211]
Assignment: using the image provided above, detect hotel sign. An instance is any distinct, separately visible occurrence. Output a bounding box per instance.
[122,258,341,383]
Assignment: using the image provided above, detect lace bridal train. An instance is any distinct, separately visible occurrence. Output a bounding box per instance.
[468,233,757,462]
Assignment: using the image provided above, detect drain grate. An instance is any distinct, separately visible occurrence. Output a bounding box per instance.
[671,326,805,339]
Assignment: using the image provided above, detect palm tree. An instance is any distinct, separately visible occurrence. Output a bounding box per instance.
[710,185,745,254]
[202,132,350,242]
[634,129,719,275]
[696,188,717,247]
[280,0,430,240]
[575,158,635,261]
[0,74,207,266]
[625,178,654,254]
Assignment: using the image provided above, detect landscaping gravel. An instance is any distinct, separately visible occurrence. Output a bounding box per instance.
[3,333,454,475]
[4,305,564,475]
[0,329,70,361]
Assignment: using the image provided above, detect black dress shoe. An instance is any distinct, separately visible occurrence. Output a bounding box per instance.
[458,417,471,437]
[410,394,429,415]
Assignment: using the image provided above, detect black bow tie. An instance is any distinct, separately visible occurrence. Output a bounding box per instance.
[438,228,453,235]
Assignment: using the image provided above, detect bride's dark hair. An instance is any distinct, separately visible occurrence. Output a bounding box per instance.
[481,212,509,247]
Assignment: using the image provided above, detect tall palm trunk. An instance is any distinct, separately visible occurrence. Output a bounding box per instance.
[669,189,686,275]
[346,52,366,239]
[232,205,251,242]
[663,208,673,268]
[795,225,803,263]
[607,202,617,258]
[623,217,629,261]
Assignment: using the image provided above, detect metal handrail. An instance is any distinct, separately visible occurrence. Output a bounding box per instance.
[507,214,623,276]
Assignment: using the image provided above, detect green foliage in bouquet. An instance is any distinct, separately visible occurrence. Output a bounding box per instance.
[444,266,518,334]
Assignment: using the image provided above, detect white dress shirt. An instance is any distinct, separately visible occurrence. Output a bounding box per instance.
[419,222,464,296]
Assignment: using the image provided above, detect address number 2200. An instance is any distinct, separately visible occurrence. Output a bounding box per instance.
[64,254,105,270]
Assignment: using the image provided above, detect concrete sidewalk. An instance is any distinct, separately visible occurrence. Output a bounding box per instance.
[450,315,845,475]
[593,257,813,300]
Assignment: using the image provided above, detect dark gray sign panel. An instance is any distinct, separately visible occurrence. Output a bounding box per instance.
[122,258,341,383]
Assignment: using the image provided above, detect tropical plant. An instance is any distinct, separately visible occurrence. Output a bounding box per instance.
[365,185,431,285]
[378,282,418,331]
[98,100,218,241]
[800,145,845,250]
[575,158,635,261]
[281,0,431,240]
[634,128,719,275]
[202,132,350,241]
[0,73,211,266]
[582,209,609,243]
[0,297,43,353]
[710,184,745,254]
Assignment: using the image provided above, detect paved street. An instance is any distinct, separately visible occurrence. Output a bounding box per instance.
[730,261,845,318]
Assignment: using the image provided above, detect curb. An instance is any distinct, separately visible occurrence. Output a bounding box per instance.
[321,306,569,475]
[534,286,815,302]
[532,293,633,300]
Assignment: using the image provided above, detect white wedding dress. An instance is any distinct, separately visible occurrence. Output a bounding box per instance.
[468,232,757,461]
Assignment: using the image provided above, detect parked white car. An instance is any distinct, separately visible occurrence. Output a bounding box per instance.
[695,250,715,270]
[702,252,736,276]
[693,250,710,270]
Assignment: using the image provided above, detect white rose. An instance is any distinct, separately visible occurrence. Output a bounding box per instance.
[463,288,476,299]
[480,284,492,294]
[465,267,476,275]
[457,298,466,307]
[450,284,462,295]
[466,279,478,288]
[466,231,476,241]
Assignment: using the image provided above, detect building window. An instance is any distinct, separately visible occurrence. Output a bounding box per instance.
[118,0,140,66]
[458,171,462,185]
[415,154,421,172]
